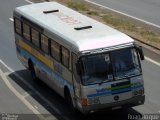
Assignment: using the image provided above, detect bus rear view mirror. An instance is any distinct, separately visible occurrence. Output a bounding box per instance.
[135,45,145,60]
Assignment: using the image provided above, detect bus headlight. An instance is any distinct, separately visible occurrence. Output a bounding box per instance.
[133,88,144,96]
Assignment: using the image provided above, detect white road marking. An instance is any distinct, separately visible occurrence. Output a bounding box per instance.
[145,57,160,67]
[0,60,14,72]
[4,71,12,76]
[9,18,14,22]
[85,0,160,29]
[22,92,30,98]
[21,91,35,98]
[34,105,38,109]
[0,59,68,120]
[25,0,33,4]
[0,69,46,120]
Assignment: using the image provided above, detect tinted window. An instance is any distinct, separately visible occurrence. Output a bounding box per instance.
[23,23,30,40]
[15,18,21,34]
[31,28,39,47]
[62,47,70,68]
[41,34,49,53]
[51,40,60,61]
[72,53,80,82]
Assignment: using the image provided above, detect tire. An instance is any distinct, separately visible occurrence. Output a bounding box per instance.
[28,60,38,83]
[65,89,75,111]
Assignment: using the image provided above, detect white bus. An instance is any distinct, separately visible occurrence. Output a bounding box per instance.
[14,2,145,114]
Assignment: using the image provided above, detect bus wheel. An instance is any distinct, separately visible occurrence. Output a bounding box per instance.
[28,60,38,83]
[65,89,75,111]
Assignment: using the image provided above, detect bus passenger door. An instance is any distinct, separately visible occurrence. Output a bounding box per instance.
[72,53,81,106]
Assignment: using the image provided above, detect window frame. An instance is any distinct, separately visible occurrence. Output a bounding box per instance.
[50,40,61,62]
[31,28,40,48]
[14,17,22,35]
[40,34,49,54]
[71,52,80,83]
[22,22,31,41]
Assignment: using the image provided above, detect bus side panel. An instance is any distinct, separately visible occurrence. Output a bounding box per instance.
[15,36,29,69]
[16,39,74,98]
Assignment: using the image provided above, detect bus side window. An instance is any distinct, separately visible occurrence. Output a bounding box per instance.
[31,28,40,48]
[51,40,61,61]
[62,46,70,68]
[41,34,49,53]
[14,18,21,35]
[22,23,30,41]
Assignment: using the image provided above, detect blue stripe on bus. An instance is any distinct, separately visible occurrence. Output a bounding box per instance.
[87,85,143,98]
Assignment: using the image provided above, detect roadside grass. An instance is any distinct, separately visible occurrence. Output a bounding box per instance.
[68,0,89,11]
[60,0,160,47]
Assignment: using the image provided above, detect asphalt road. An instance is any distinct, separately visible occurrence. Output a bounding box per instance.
[0,0,160,120]
[87,0,160,28]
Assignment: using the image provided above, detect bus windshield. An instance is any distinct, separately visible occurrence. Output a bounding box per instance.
[81,48,141,85]
[111,48,141,80]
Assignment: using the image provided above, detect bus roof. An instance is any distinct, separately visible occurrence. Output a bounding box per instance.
[14,2,134,52]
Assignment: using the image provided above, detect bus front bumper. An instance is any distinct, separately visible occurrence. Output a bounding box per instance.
[82,95,145,114]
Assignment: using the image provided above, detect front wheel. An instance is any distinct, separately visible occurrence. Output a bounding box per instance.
[65,89,77,112]
[28,60,39,83]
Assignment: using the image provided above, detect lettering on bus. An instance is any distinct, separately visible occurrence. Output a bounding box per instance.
[96,87,110,93]
[54,12,81,25]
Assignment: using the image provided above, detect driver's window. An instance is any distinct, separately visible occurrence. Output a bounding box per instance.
[72,53,80,83]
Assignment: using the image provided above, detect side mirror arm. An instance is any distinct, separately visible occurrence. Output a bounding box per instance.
[135,45,145,60]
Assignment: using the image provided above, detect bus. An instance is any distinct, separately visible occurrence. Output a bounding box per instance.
[14,2,145,114]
